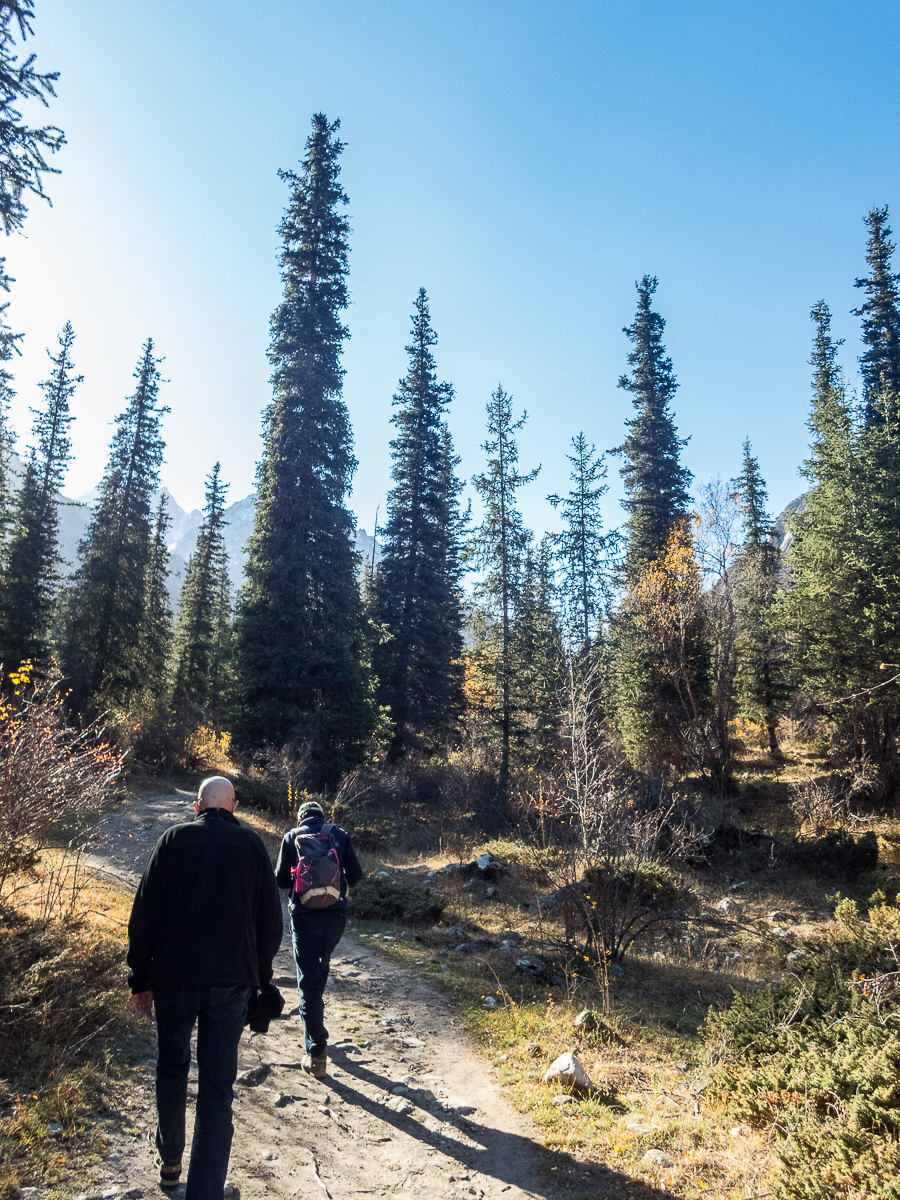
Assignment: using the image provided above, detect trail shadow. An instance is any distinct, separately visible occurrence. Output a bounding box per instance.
[320,1054,679,1200]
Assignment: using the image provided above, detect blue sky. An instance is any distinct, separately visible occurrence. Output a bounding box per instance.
[4,0,899,541]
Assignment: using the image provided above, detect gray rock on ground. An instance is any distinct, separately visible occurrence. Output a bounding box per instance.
[543,1052,594,1093]
[642,1149,674,1168]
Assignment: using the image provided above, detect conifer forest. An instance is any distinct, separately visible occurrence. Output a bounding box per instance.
[6,4,900,1198]
[3,105,898,812]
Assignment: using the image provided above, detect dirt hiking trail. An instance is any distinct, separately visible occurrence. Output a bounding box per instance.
[78,789,675,1200]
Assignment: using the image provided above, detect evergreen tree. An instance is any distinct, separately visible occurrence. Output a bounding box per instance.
[853,206,900,423]
[547,432,615,650]
[0,1,63,239]
[63,339,167,711]
[731,439,789,755]
[139,495,172,708]
[0,320,78,666]
[612,276,693,579]
[232,114,372,785]
[171,462,232,720]
[371,289,465,761]
[610,277,695,776]
[0,0,64,457]
[784,301,900,766]
[514,534,564,761]
[467,384,540,807]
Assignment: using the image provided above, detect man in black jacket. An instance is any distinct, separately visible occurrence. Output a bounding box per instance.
[275,800,362,1078]
[128,776,282,1199]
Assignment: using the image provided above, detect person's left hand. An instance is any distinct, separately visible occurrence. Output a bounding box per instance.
[131,990,153,1019]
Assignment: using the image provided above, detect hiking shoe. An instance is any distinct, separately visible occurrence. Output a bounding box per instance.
[301,1052,327,1079]
[158,1160,182,1189]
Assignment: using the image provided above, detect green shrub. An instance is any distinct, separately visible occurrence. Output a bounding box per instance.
[351,875,444,925]
[783,829,879,877]
[704,902,900,1199]
[225,772,288,813]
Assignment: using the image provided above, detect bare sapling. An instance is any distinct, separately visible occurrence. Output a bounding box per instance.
[0,663,123,910]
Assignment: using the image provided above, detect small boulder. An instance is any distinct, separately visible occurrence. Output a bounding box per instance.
[543,1052,594,1093]
[526,1042,543,1057]
[552,1095,578,1106]
[642,1149,674,1168]
[445,926,466,940]
[715,897,742,917]
[768,909,785,922]
[787,948,809,963]
[573,1009,597,1032]
[476,853,491,870]
[515,955,547,980]
[483,996,498,1008]
[499,929,522,941]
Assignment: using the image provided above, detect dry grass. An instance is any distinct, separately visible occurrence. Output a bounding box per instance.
[229,734,898,1200]
[0,854,153,1199]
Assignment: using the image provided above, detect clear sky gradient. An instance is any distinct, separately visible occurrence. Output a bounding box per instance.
[4,0,899,541]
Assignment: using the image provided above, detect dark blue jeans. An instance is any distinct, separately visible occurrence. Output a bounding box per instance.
[153,984,251,1200]
[290,908,347,1056]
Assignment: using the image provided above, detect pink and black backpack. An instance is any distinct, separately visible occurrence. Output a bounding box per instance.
[290,823,343,909]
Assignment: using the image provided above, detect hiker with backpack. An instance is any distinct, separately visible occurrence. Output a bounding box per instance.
[275,799,363,1078]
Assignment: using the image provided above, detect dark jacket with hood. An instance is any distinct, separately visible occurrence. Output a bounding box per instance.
[127,806,283,994]
[274,813,362,920]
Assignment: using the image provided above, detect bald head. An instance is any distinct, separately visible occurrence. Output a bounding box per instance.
[196,776,236,812]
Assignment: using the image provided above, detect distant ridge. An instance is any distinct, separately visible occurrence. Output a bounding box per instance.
[54,477,381,601]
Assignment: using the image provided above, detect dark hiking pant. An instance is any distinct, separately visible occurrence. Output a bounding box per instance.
[153,984,251,1200]
[290,909,347,1056]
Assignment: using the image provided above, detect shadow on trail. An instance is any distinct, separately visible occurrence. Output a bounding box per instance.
[321,1054,679,1200]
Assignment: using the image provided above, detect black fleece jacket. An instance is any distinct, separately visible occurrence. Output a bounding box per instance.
[127,807,283,994]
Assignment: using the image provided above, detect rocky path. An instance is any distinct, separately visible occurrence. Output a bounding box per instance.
[77,790,673,1200]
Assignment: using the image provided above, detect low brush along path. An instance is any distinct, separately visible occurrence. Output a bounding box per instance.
[76,789,676,1200]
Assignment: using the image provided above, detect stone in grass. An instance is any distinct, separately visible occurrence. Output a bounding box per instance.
[642,1149,674,1168]
[715,897,742,916]
[526,1042,543,1058]
[787,948,809,963]
[573,1009,597,1032]
[543,1053,594,1093]
[552,1095,578,1107]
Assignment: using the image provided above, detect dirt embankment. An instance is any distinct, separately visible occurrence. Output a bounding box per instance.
[76,790,675,1200]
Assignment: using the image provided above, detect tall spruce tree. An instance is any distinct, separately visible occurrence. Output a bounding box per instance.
[514,534,564,762]
[547,432,615,650]
[139,495,172,708]
[371,289,465,761]
[232,114,372,785]
[467,384,540,807]
[612,276,693,579]
[0,320,78,666]
[784,301,900,765]
[63,339,167,711]
[731,439,788,755]
[611,278,694,775]
[171,462,231,719]
[853,206,900,423]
